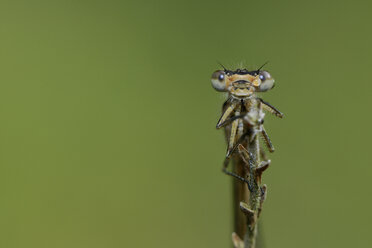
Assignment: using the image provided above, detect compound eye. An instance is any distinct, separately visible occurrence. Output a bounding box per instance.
[259,74,265,81]
[211,70,227,92]
[257,71,275,92]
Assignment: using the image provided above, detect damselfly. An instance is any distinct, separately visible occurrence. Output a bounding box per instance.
[211,64,283,246]
[211,66,283,177]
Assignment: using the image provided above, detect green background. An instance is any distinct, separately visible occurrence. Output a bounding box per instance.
[0,0,371,247]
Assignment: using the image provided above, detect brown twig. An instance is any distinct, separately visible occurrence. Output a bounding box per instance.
[232,133,270,248]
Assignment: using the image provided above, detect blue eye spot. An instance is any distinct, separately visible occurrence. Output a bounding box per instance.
[259,74,265,81]
[218,74,225,81]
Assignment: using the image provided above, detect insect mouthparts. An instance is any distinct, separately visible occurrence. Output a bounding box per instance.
[235,80,249,84]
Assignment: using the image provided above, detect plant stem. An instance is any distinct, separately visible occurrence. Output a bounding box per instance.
[243,134,260,248]
[232,153,250,240]
[232,129,267,248]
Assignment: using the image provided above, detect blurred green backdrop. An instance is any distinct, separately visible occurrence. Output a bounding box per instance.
[0,0,371,247]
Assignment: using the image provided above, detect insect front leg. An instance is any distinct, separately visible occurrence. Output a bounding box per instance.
[227,104,242,156]
[216,101,238,129]
[221,107,254,188]
[259,98,284,118]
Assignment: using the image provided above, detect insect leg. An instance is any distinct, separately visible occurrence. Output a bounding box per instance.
[222,166,251,189]
[259,98,284,118]
[260,126,275,153]
[227,104,242,152]
[260,149,269,162]
[222,125,253,190]
[216,101,238,129]
[216,114,245,128]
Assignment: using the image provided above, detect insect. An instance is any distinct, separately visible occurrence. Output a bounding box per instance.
[210,65,283,180]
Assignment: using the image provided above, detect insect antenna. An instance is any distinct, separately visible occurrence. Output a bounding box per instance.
[257,61,269,72]
[217,61,228,72]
